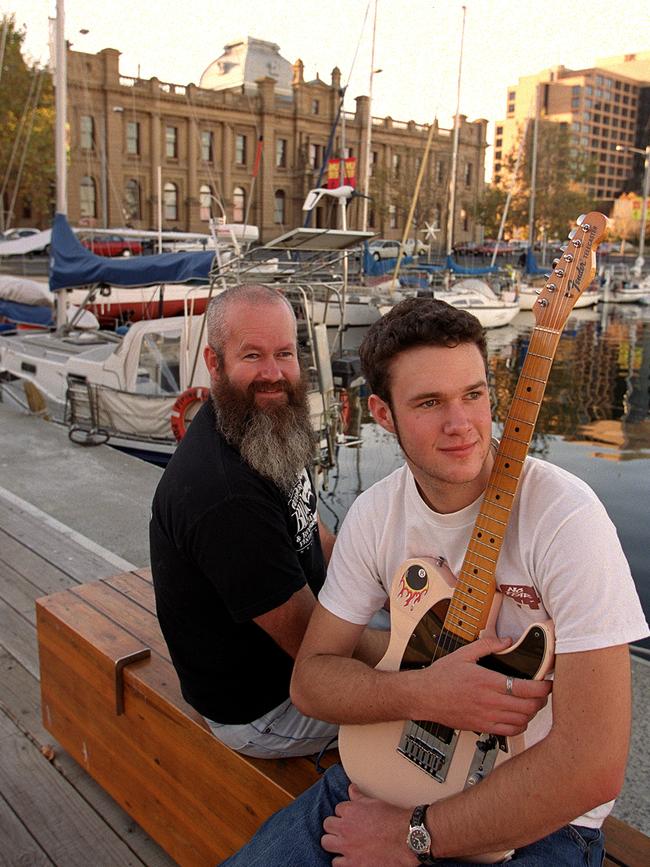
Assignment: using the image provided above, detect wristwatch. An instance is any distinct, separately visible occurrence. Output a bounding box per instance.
[406,804,439,864]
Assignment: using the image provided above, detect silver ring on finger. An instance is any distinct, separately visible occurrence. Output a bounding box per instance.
[505,676,514,696]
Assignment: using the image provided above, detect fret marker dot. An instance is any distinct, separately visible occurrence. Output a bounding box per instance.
[496,494,501,500]
[515,426,520,432]
[505,462,510,468]
[490,538,495,544]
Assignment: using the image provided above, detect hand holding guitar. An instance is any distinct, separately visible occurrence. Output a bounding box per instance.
[412,636,551,736]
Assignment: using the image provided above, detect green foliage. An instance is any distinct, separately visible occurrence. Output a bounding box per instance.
[0,15,55,229]
[482,120,597,240]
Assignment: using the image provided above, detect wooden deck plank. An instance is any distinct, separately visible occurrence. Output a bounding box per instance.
[0,599,39,679]
[0,499,121,582]
[0,708,154,867]
[0,526,76,594]
[0,792,53,867]
[0,557,43,622]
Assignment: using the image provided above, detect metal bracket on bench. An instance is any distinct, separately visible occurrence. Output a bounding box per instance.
[114,648,152,715]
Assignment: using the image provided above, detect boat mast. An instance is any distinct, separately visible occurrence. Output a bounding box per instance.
[446,4,466,258]
[360,0,379,232]
[527,83,540,252]
[54,0,68,331]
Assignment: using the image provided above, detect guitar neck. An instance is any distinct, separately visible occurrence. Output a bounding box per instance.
[443,324,564,644]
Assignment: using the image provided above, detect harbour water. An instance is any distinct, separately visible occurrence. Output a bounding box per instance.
[320,302,650,651]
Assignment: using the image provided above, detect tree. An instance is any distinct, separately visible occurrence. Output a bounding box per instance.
[369,152,445,251]
[0,15,55,230]
[480,121,597,242]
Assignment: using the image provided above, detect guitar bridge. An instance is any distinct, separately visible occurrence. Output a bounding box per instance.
[397,723,459,783]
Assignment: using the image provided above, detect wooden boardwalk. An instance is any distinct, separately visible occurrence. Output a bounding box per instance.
[0,489,176,867]
[1,482,649,865]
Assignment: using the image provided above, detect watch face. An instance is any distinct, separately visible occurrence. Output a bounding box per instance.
[409,828,430,853]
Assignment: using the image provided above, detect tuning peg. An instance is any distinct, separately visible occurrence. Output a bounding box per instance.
[568,229,577,239]
[576,214,585,225]
[544,273,551,279]
[552,258,560,266]
[535,288,542,295]
[560,245,568,252]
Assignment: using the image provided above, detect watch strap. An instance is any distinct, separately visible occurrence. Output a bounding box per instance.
[409,804,439,864]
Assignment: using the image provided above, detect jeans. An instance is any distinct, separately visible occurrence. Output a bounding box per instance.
[219,764,605,866]
[206,697,338,759]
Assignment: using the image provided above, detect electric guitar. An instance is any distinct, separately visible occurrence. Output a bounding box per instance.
[338,212,609,863]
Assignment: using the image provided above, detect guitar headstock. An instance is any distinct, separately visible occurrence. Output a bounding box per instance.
[533,211,608,328]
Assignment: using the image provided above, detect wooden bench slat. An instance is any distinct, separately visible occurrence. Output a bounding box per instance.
[602,815,650,867]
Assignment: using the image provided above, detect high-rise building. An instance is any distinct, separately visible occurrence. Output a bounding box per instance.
[492,52,650,208]
[65,38,488,245]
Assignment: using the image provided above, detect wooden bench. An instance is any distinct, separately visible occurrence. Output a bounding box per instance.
[36,571,650,866]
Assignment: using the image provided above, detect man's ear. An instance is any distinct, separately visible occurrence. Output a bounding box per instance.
[368,393,395,434]
[203,345,220,379]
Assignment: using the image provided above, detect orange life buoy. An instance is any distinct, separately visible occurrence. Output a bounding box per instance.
[339,388,351,434]
[171,386,210,441]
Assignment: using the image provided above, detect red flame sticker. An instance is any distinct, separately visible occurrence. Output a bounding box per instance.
[397,564,429,608]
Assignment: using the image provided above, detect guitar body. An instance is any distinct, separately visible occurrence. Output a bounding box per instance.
[339,558,555,864]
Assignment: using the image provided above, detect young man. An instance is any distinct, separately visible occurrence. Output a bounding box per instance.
[222,298,648,865]
[150,284,339,758]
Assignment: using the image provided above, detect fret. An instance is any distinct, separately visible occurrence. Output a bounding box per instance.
[453,589,486,609]
[487,476,519,495]
[523,351,554,362]
[474,515,505,536]
[457,567,492,588]
[495,439,529,462]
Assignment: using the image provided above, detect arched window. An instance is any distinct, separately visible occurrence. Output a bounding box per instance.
[80,176,96,218]
[124,179,141,221]
[163,182,178,221]
[274,190,286,225]
[232,186,245,222]
[199,184,212,222]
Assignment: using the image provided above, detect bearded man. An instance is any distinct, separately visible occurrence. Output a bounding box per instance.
[149,284,339,758]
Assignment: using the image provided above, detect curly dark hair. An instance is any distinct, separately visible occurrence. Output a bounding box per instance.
[359,298,487,402]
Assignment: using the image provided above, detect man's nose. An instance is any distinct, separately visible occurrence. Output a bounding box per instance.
[258,356,283,381]
[443,402,471,432]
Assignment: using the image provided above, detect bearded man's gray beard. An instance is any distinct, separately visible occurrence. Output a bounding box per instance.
[211,373,315,494]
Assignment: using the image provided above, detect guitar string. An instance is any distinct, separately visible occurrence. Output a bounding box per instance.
[408,216,601,746]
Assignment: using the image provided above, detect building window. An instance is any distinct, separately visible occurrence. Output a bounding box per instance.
[80,115,95,151]
[309,143,322,169]
[370,150,378,177]
[464,163,473,187]
[232,186,245,222]
[126,121,140,155]
[342,146,353,158]
[392,153,401,177]
[435,160,444,184]
[276,138,287,168]
[388,204,397,229]
[199,184,212,221]
[80,176,96,217]
[312,99,320,115]
[201,131,213,163]
[235,134,247,165]
[124,179,141,221]
[163,182,178,220]
[460,207,469,232]
[166,126,178,158]
[274,190,286,224]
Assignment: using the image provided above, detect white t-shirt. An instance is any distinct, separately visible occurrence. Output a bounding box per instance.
[320,457,649,827]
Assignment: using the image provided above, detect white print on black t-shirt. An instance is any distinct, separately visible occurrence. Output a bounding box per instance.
[288,470,317,553]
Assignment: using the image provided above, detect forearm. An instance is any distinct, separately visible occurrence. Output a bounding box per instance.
[291,653,418,724]
[352,626,390,667]
[427,725,624,858]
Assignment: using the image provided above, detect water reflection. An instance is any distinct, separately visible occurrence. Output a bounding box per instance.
[321,303,650,648]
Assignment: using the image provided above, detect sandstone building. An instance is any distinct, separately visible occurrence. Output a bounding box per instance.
[66,37,487,245]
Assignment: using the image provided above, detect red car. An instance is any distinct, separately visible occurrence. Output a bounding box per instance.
[81,234,143,257]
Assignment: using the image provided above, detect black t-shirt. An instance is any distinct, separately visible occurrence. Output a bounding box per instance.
[149,400,325,724]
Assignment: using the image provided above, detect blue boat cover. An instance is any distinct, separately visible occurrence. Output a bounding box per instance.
[524,248,548,276]
[362,243,413,276]
[49,213,215,291]
[445,255,499,275]
[0,299,53,327]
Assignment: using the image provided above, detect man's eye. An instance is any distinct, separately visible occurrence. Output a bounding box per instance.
[419,399,437,408]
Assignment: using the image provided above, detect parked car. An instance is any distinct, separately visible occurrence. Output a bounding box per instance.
[80,234,143,257]
[0,226,50,255]
[452,241,481,256]
[368,238,426,260]
[368,239,401,260]
[475,239,514,256]
[0,227,40,241]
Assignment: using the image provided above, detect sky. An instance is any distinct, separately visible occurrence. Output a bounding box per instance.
[3,0,649,154]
